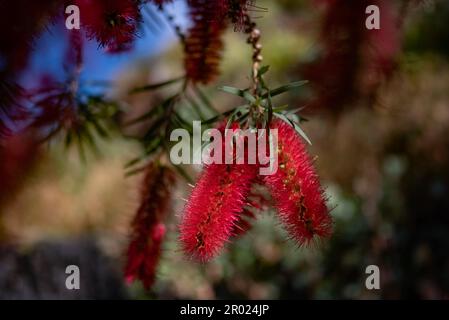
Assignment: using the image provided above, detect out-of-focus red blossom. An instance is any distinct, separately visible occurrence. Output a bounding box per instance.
[75,0,141,53]
[360,0,401,97]
[184,0,227,84]
[0,1,60,138]
[305,0,402,114]
[0,0,60,75]
[0,132,40,210]
[124,162,176,290]
[263,120,332,245]
[180,121,259,261]
[184,0,258,83]
[220,0,256,31]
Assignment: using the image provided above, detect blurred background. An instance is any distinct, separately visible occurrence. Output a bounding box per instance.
[1,0,449,299]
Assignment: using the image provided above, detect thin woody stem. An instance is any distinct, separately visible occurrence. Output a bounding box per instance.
[242,14,263,128]
[243,14,262,97]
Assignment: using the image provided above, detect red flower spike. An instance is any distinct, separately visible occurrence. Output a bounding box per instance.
[124,163,176,290]
[180,162,258,261]
[0,0,60,75]
[180,121,259,261]
[222,0,256,32]
[76,0,141,53]
[0,1,60,139]
[306,0,401,114]
[263,120,332,245]
[184,0,227,84]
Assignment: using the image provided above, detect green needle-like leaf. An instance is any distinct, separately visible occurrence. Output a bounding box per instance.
[273,112,312,145]
[261,80,308,99]
[130,76,185,94]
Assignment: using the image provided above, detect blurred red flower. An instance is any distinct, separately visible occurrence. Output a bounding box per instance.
[124,162,176,289]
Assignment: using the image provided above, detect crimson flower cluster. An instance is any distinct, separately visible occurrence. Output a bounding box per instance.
[305,0,401,114]
[180,155,259,261]
[180,119,332,262]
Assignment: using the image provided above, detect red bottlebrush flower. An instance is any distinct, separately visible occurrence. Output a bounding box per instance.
[124,162,176,290]
[180,121,259,261]
[0,0,60,75]
[263,120,332,245]
[0,1,60,139]
[180,162,258,261]
[76,0,141,53]
[183,0,258,83]
[184,0,227,84]
[304,0,366,113]
[305,0,401,114]
[221,0,257,32]
[360,0,401,97]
